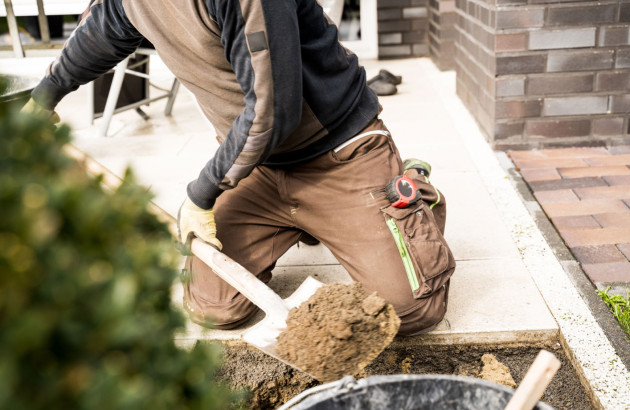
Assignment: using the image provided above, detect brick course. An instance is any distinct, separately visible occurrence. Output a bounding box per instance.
[377,0,430,59]
[618,243,630,259]
[581,262,630,283]
[574,185,630,200]
[551,215,601,229]
[594,212,630,227]
[534,189,580,204]
[604,175,630,185]
[561,226,630,246]
[558,166,630,178]
[512,146,630,286]
[428,0,457,69]
[571,245,627,264]
[455,0,630,150]
[519,168,561,181]
[542,200,629,218]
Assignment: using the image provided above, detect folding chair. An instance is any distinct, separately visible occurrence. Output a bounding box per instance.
[88,47,180,137]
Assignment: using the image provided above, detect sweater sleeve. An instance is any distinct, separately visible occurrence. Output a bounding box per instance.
[187,0,303,209]
[31,0,143,110]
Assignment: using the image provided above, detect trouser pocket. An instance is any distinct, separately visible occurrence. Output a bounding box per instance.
[382,201,455,299]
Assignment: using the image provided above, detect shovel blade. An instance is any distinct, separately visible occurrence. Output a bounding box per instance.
[242,276,324,376]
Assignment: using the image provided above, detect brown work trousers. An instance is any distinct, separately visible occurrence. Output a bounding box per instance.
[182,117,456,336]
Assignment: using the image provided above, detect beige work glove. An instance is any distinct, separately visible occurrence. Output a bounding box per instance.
[21,98,60,124]
[177,196,223,252]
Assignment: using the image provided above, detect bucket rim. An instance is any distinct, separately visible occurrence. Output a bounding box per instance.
[279,374,555,410]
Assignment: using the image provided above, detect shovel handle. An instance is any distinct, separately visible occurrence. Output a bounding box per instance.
[504,350,561,410]
[191,239,290,324]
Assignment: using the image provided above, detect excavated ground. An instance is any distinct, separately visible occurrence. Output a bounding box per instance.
[217,340,593,410]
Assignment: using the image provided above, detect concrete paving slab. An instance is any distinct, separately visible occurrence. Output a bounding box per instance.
[436,171,521,261]
[428,258,558,341]
[401,141,478,173]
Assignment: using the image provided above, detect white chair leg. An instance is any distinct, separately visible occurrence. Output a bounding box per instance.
[164,78,180,116]
[4,0,24,58]
[98,57,130,137]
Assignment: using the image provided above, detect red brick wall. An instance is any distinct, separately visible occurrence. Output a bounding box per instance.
[455,0,630,150]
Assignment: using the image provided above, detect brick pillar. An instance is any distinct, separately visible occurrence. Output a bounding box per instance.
[428,0,457,70]
[456,0,630,150]
[377,0,430,59]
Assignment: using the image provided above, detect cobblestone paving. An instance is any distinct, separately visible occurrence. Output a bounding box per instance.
[509,146,630,290]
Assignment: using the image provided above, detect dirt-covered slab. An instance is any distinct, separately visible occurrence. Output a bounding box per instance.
[276,282,400,382]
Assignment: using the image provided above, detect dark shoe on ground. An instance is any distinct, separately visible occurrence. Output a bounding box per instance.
[379,69,402,85]
[298,231,320,246]
[367,76,397,96]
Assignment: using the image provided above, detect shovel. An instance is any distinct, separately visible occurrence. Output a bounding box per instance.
[190,238,325,375]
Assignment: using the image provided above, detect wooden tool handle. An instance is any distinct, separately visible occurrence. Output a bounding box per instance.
[504,350,561,410]
[191,238,289,324]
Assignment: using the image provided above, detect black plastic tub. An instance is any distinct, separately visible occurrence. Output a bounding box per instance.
[280,375,554,410]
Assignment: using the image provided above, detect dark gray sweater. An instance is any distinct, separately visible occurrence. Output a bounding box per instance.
[32,0,379,209]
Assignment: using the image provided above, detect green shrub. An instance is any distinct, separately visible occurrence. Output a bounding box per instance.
[0,106,242,409]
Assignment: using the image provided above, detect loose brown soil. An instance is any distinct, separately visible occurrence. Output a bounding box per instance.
[217,341,594,410]
[276,282,400,382]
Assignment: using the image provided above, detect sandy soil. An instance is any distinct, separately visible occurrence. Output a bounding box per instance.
[479,353,517,388]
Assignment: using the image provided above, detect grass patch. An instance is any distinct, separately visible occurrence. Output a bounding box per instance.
[597,287,630,337]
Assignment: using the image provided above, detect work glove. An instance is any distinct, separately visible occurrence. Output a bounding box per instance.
[177,196,223,252]
[21,98,60,124]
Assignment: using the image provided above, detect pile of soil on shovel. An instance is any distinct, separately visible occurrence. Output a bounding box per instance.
[276,282,400,382]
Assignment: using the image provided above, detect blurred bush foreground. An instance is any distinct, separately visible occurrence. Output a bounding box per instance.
[0,96,241,408]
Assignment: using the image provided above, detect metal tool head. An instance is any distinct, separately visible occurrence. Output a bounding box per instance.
[242,276,324,376]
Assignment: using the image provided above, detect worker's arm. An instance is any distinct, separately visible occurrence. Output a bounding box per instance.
[186,0,304,209]
[30,0,144,110]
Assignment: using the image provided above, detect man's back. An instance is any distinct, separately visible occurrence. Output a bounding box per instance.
[123,0,377,164]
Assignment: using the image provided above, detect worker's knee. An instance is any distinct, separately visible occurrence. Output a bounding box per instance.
[181,254,267,330]
[183,284,259,330]
[396,282,450,336]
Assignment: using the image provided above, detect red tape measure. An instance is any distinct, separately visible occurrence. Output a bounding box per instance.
[385,175,421,208]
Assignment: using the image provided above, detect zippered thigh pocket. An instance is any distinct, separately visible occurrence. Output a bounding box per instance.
[382,203,455,299]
